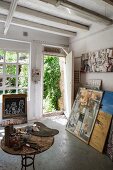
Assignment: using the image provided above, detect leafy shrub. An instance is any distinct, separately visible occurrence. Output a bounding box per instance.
[43,56,61,112]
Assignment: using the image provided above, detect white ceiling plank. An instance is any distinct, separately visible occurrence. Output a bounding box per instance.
[0,1,89,32]
[40,0,113,25]
[0,14,76,37]
[0,14,6,22]
[38,0,60,6]
[0,2,8,15]
[4,0,19,35]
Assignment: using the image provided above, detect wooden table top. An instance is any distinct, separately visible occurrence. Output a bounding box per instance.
[1,135,54,156]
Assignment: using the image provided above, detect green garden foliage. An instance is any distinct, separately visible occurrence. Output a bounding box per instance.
[43,56,61,112]
[0,49,5,56]
[18,65,28,87]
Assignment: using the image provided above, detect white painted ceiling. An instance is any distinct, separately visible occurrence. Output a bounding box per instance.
[0,0,113,39]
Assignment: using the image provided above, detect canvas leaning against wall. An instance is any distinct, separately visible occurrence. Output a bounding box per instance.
[66,88,103,143]
[81,48,113,72]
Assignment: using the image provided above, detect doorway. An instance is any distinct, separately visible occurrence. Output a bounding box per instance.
[43,54,65,117]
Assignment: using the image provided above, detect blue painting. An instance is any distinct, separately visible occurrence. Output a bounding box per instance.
[101,91,113,115]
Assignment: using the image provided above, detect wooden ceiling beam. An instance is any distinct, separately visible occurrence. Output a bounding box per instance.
[40,0,113,25]
[0,14,76,37]
[16,5,89,31]
[0,1,89,32]
[102,0,113,6]
[4,0,18,35]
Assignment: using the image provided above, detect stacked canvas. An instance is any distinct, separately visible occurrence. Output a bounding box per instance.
[89,111,112,152]
[66,88,113,158]
[82,79,102,90]
[105,119,113,161]
[101,91,113,115]
[66,88,103,143]
[101,91,113,160]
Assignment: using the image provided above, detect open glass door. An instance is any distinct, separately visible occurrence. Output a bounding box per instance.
[64,51,73,118]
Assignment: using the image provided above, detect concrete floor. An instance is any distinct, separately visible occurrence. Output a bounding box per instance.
[38,117,113,170]
[0,116,113,170]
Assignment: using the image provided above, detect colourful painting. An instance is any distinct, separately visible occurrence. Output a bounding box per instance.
[89,111,112,152]
[66,88,103,143]
[81,48,113,72]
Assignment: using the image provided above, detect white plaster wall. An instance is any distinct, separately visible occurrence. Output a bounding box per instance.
[30,41,43,120]
[0,39,30,52]
[70,25,113,92]
[0,23,69,46]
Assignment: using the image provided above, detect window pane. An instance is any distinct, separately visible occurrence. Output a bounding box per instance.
[0,90,3,103]
[19,52,29,64]
[6,65,16,75]
[18,65,29,87]
[5,89,16,94]
[0,90,3,95]
[0,64,3,74]
[0,49,5,56]
[18,89,27,94]
[18,65,28,77]
[18,77,28,87]
[0,49,4,62]
[5,77,16,87]
[5,51,17,63]
[0,77,3,87]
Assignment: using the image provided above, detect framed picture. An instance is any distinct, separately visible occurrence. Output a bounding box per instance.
[66,88,103,143]
[82,79,102,90]
[81,48,113,72]
[2,94,27,124]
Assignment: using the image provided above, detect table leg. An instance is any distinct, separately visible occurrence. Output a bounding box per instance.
[33,155,35,170]
[25,155,27,170]
[21,155,35,170]
[21,155,23,170]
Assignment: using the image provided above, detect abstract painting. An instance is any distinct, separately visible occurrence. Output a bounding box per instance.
[89,110,112,152]
[81,48,113,72]
[66,88,103,143]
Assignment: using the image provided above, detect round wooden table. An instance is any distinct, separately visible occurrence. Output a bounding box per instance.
[1,135,54,170]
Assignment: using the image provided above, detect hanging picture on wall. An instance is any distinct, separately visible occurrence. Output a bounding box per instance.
[81,48,113,72]
[66,88,103,143]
